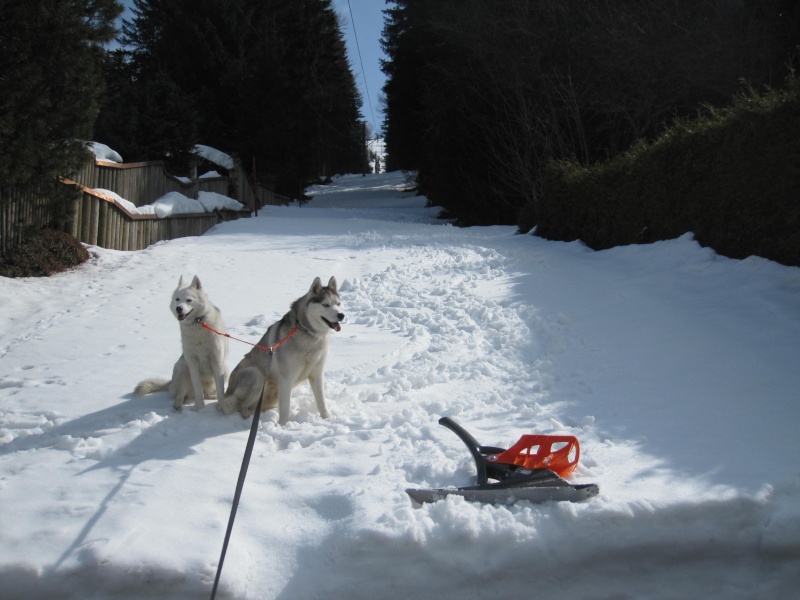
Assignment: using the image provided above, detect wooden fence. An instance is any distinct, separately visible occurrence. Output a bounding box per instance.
[71,157,285,210]
[1,155,289,255]
[1,181,58,255]
[63,183,250,251]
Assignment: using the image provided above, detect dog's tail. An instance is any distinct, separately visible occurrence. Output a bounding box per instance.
[134,378,171,396]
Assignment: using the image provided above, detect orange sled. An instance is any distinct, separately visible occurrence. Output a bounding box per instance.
[406,417,599,504]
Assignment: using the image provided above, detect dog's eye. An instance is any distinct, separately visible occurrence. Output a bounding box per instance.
[323,303,330,308]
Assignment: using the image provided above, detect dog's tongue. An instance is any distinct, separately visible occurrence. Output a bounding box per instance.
[323,317,341,332]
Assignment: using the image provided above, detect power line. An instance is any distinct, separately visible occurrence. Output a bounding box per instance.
[346,0,377,133]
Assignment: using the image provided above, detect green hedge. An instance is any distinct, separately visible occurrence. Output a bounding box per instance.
[527,76,800,266]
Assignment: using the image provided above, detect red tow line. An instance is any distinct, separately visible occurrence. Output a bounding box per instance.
[200,321,298,354]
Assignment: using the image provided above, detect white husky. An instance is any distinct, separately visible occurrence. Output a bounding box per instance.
[134,275,229,410]
[219,276,344,425]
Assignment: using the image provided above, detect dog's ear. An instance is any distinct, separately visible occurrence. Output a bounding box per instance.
[177,275,186,288]
[327,276,337,293]
[310,276,322,294]
[191,275,202,290]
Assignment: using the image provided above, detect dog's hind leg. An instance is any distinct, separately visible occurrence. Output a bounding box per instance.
[218,391,239,415]
[239,382,264,418]
[220,368,264,418]
[170,357,193,410]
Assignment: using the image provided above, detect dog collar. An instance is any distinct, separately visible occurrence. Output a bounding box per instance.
[294,319,311,335]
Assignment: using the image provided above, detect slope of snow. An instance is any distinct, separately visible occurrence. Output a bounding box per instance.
[1,172,798,599]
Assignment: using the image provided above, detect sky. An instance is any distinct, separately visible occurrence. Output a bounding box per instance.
[116,0,388,137]
[332,0,388,136]
[2,170,799,598]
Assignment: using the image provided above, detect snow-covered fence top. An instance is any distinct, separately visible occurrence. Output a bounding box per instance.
[71,153,288,212]
[71,158,229,207]
[59,181,250,251]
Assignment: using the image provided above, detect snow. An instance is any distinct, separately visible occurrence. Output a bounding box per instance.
[1,172,799,599]
[197,191,244,213]
[193,144,234,170]
[91,143,244,216]
[93,188,139,214]
[150,191,205,217]
[94,189,243,218]
[89,141,123,163]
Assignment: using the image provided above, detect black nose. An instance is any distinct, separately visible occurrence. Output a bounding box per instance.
[338,313,345,321]
[176,306,184,314]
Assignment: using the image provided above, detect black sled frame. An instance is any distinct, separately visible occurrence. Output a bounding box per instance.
[406,417,599,504]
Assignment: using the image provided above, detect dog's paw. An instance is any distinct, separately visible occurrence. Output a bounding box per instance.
[319,408,331,419]
[192,399,205,411]
[218,396,237,415]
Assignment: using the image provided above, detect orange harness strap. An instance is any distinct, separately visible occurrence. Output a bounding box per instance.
[200,321,298,354]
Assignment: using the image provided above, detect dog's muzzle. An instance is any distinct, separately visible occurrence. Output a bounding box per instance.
[323,313,344,332]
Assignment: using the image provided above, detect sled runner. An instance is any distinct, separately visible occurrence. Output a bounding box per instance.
[406,417,599,505]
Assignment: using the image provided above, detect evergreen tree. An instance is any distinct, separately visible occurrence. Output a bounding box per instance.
[380,0,430,173]
[94,50,199,165]
[118,0,364,198]
[380,0,799,226]
[0,0,122,187]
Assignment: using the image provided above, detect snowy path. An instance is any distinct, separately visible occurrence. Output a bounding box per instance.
[1,172,799,599]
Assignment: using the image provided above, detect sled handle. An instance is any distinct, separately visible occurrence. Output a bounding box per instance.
[438,417,489,486]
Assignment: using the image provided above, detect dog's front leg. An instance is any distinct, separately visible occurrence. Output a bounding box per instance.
[308,369,330,420]
[277,378,293,425]
[187,362,205,410]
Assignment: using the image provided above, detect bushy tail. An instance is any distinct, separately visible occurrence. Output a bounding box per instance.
[134,378,171,397]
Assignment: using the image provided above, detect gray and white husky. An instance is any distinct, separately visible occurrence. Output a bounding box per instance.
[219,276,344,425]
[134,275,229,411]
